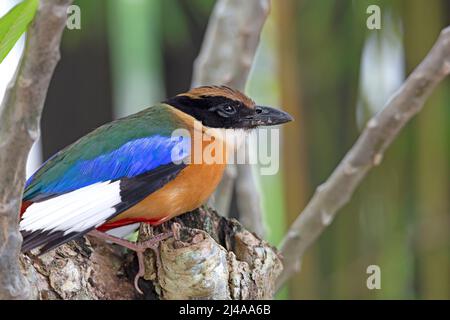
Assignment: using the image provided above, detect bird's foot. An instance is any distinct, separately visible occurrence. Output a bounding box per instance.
[87,229,173,294]
[131,232,173,294]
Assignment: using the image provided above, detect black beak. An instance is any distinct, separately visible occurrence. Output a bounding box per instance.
[241,105,294,127]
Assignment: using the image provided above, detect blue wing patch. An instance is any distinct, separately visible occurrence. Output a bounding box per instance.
[24,134,190,201]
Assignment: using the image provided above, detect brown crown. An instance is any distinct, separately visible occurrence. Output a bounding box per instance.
[179,86,255,109]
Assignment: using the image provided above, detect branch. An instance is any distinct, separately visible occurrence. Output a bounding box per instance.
[277,26,450,289]
[191,0,270,89]
[235,141,265,237]
[192,0,270,236]
[21,237,138,299]
[0,0,73,299]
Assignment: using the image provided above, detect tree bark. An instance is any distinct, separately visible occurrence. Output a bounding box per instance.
[20,207,282,300]
[138,207,281,299]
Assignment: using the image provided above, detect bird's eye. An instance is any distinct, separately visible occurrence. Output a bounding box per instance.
[222,105,236,114]
[210,104,238,118]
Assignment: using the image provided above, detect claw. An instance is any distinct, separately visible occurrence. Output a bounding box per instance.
[134,251,145,294]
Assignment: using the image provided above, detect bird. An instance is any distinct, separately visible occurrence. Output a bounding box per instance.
[19,85,293,292]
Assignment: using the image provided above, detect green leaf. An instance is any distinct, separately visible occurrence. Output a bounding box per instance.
[0,0,39,64]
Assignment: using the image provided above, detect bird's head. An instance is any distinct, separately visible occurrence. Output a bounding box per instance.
[165,85,293,130]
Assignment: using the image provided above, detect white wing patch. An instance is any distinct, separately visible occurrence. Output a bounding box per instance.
[20,181,121,236]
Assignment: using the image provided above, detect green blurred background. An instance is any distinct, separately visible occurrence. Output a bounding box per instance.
[3,0,449,299]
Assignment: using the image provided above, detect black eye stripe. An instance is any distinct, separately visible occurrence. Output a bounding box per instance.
[165,94,254,128]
